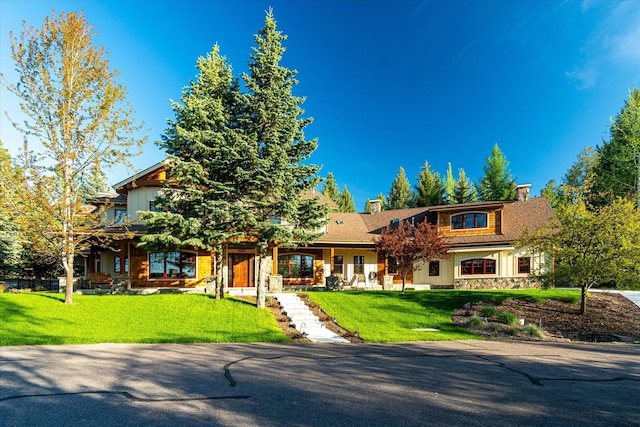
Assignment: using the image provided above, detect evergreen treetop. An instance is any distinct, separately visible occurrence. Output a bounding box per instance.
[478,143,516,201]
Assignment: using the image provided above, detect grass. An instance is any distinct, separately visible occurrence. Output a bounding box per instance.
[498,311,518,325]
[305,289,581,343]
[0,293,290,346]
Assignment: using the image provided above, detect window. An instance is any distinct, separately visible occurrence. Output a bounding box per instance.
[114,256,129,273]
[278,254,314,278]
[451,213,488,230]
[429,261,440,277]
[461,258,496,275]
[149,201,162,212]
[518,257,531,274]
[149,252,196,279]
[114,209,127,224]
[333,256,344,275]
[269,216,282,224]
[387,256,398,274]
[354,256,365,274]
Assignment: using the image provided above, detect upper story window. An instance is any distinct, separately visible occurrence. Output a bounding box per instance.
[149,201,162,212]
[114,209,127,224]
[461,258,496,275]
[451,212,488,230]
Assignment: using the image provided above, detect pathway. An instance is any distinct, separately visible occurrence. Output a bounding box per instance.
[271,293,349,343]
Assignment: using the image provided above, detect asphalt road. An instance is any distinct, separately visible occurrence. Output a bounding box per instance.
[1,340,638,426]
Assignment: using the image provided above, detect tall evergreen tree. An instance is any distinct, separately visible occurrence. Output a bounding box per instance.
[414,161,445,207]
[376,192,387,211]
[138,45,250,299]
[388,167,413,209]
[590,89,640,207]
[322,172,340,202]
[478,143,516,201]
[242,10,327,307]
[337,185,356,212]
[363,199,372,213]
[444,162,455,204]
[453,168,476,204]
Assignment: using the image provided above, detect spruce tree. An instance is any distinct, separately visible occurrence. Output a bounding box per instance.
[414,161,445,206]
[444,162,455,204]
[478,143,516,201]
[323,172,340,202]
[453,168,476,204]
[363,199,371,213]
[337,185,356,212]
[139,45,250,299]
[242,10,327,307]
[388,167,413,209]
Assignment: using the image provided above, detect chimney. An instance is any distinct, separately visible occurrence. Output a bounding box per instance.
[370,199,382,214]
[515,184,531,202]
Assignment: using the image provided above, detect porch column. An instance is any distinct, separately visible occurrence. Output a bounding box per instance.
[330,248,335,273]
[272,246,278,276]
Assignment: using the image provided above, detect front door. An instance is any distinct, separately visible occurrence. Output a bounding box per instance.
[229,254,253,287]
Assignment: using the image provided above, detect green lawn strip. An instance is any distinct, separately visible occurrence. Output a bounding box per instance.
[305,289,581,342]
[0,293,290,346]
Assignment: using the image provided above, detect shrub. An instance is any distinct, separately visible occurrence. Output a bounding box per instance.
[522,323,543,337]
[498,311,517,325]
[464,315,486,329]
[479,305,498,317]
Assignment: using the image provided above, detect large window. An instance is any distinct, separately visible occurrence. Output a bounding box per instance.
[461,258,496,275]
[354,256,365,274]
[451,212,488,230]
[278,254,314,278]
[333,255,344,275]
[518,257,531,274]
[114,209,127,224]
[149,252,196,279]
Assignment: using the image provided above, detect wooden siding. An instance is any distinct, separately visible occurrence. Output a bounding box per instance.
[130,246,211,288]
[438,209,502,237]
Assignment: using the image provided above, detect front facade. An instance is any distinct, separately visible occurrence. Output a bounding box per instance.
[86,163,554,292]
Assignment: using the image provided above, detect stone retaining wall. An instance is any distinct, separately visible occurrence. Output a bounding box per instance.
[454,277,539,290]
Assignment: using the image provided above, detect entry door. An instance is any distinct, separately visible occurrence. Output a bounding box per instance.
[229,254,253,287]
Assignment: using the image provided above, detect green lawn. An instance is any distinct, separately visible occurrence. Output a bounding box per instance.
[0,293,290,346]
[305,289,580,342]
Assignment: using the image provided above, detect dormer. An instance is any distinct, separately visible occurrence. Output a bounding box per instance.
[430,201,506,237]
[112,161,169,224]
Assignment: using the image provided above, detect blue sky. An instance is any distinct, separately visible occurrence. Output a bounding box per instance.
[1,0,639,210]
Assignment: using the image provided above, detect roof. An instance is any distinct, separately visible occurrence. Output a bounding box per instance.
[112,161,167,193]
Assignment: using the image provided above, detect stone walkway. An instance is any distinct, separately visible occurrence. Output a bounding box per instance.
[271,293,349,343]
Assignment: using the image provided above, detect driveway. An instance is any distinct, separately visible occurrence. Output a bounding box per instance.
[1,341,638,426]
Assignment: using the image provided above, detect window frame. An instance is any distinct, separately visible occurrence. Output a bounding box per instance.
[353,255,365,275]
[428,260,440,277]
[451,212,488,230]
[517,257,531,274]
[460,258,496,275]
[277,253,315,279]
[148,251,197,279]
[333,255,344,275]
[114,255,129,273]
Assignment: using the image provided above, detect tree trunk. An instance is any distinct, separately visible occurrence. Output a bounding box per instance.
[63,241,74,304]
[401,276,406,295]
[215,247,224,299]
[580,286,588,315]
[256,246,269,308]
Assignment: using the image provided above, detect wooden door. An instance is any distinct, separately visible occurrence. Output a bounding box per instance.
[229,254,253,287]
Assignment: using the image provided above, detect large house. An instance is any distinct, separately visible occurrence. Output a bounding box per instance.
[84,162,555,292]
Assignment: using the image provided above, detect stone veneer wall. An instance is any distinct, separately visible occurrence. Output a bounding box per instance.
[454,277,539,290]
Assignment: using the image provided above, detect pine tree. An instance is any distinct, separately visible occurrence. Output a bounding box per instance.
[444,162,456,204]
[388,167,413,209]
[590,89,640,207]
[337,185,356,212]
[453,168,476,204]
[242,10,328,307]
[138,45,250,299]
[478,143,516,201]
[414,161,445,207]
[323,172,340,202]
[363,199,372,213]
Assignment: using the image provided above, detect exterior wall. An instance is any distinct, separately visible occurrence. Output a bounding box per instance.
[412,258,454,286]
[129,245,211,288]
[127,187,162,223]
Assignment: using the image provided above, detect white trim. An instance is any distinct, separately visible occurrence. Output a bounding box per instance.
[448,246,514,253]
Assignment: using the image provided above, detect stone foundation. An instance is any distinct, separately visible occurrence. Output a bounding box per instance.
[454,277,539,290]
